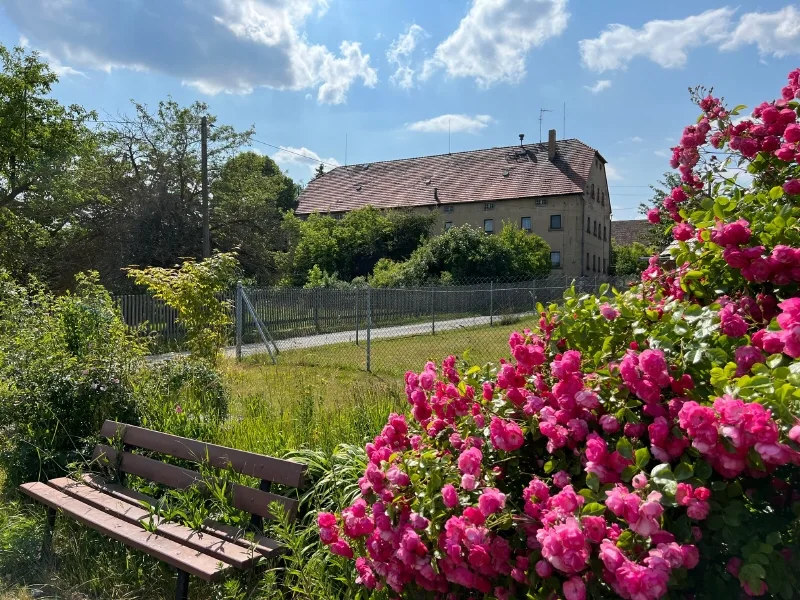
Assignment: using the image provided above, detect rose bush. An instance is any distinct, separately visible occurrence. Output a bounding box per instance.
[318,69,800,599]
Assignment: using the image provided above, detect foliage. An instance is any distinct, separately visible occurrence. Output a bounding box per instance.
[610,241,651,275]
[318,69,800,600]
[127,253,238,363]
[303,265,353,289]
[282,207,436,285]
[0,44,98,283]
[638,172,684,250]
[371,223,551,286]
[0,271,143,489]
[211,151,300,284]
[133,358,229,442]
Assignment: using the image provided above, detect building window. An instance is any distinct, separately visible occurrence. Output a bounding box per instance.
[484,219,494,233]
[521,216,532,232]
[444,221,453,231]
[443,205,454,213]
[535,198,548,206]
[594,255,597,271]
[586,217,591,233]
[603,258,607,273]
[601,192,605,206]
[551,251,561,268]
[550,214,562,230]
[586,253,590,271]
[594,221,597,237]
[484,202,495,211]
[603,225,607,241]
[591,184,595,199]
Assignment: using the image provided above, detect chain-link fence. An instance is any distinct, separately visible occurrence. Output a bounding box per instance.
[121,275,636,373]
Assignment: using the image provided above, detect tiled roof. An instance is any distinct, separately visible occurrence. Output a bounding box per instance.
[611,219,654,246]
[296,139,604,215]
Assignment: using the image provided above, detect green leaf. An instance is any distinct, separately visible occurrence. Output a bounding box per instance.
[581,502,606,517]
[674,462,694,481]
[620,465,637,482]
[694,459,712,480]
[766,354,784,369]
[770,186,785,200]
[543,459,555,474]
[766,532,782,546]
[616,438,633,460]
[684,270,704,280]
[586,472,600,493]
[635,448,651,470]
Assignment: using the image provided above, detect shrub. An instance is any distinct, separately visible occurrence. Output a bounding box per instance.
[133,357,229,442]
[127,252,238,363]
[317,69,800,599]
[0,271,143,488]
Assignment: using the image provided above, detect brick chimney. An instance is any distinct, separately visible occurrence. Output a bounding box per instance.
[548,129,557,160]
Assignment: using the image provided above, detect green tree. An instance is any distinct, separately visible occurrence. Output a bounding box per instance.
[211,151,299,284]
[126,253,238,363]
[610,241,651,275]
[0,44,98,281]
[372,223,551,286]
[60,99,253,291]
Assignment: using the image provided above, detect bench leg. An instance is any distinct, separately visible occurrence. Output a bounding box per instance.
[175,569,190,600]
[42,507,57,558]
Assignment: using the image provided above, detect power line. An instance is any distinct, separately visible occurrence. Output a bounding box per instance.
[251,138,338,169]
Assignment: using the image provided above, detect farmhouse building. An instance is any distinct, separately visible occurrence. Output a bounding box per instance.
[296,130,612,278]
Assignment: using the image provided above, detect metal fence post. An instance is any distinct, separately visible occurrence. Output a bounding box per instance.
[430,288,436,335]
[366,286,372,372]
[235,281,243,361]
[489,281,494,326]
[355,288,360,346]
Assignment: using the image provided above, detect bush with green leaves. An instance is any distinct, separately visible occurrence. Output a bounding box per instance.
[371,223,551,286]
[127,252,238,363]
[0,271,144,488]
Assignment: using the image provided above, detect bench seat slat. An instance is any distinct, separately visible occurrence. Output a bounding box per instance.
[19,482,230,582]
[81,474,283,557]
[100,420,305,488]
[93,445,298,520]
[47,478,258,570]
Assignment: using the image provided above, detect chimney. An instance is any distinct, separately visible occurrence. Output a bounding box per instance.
[548,129,557,160]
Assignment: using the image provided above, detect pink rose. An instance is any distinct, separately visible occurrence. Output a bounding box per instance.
[632,473,648,489]
[489,417,525,452]
[553,471,571,488]
[535,559,553,578]
[600,303,619,320]
[784,179,800,195]
[478,487,507,516]
[647,208,661,224]
[442,484,458,508]
[600,414,621,434]
[672,222,694,241]
[330,539,353,558]
[734,345,764,377]
[457,447,483,476]
[563,576,586,600]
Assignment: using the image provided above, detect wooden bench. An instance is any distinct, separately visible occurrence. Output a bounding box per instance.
[19,420,305,600]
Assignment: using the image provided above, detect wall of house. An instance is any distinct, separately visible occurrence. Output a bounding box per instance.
[582,156,613,277]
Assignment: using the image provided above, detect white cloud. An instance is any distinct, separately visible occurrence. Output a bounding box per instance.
[721,6,800,58]
[4,0,376,104]
[272,146,340,177]
[406,114,494,133]
[579,8,734,72]
[584,79,611,94]
[387,24,428,89]
[19,35,86,78]
[654,149,670,158]
[605,164,623,181]
[421,0,569,87]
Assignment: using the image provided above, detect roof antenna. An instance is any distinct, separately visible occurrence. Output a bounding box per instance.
[519,133,524,146]
[539,108,552,142]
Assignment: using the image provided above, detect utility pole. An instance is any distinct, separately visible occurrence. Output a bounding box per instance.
[201,116,210,258]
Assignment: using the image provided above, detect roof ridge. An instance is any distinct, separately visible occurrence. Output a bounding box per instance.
[325,138,592,172]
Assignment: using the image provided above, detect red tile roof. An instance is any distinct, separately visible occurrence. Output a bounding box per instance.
[296,139,604,215]
[611,220,654,246]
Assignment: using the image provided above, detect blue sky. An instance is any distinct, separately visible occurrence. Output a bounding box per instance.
[1,0,799,220]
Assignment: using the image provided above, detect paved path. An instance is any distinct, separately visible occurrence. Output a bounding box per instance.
[150,313,520,361]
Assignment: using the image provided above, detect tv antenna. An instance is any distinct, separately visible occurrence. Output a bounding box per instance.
[539,108,552,142]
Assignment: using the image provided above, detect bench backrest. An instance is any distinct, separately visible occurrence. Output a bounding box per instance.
[92,420,305,524]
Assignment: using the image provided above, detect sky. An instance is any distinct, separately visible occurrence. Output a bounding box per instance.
[1,0,799,220]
